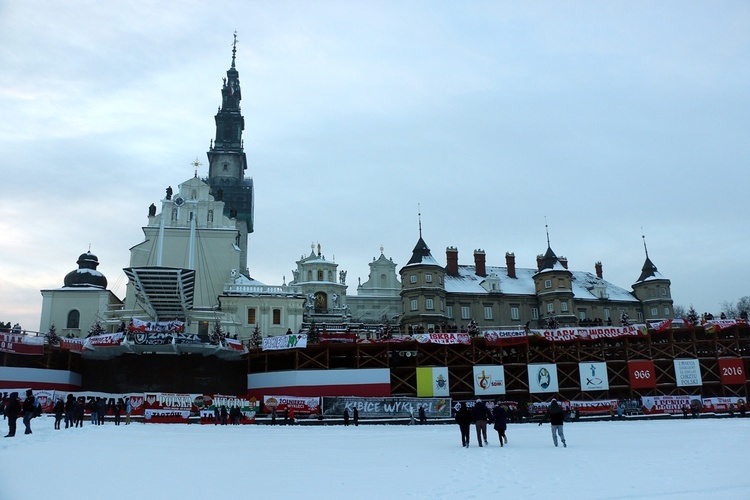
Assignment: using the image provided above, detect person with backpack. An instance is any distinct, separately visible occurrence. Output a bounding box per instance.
[472,399,492,447]
[21,389,36,435]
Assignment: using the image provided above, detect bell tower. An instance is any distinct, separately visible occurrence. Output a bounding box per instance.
[206,33,254,274]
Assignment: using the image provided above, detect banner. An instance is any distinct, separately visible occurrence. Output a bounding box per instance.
[568,399,618,414]
[628,360,657,389]
[262,395,321,414]
[59,338,86,353]
[416,366,450,397]
[321,396,451,418]
[579,362,609,391]
[142,392,202,423]
[144,409,191,421]
[0,333,44,355]
[413,333,470,345]
[483,330,528,346]
[718,358,746,385]
[32,389,57,413]
[132,332,206,345]
[701,397,745,412]
[649,319,673,332]
[674,359,702,387]
[199,394,258,424]
[86,332,124,347]
[528,363,559,393]
[262,334,308,351]
[642,395,699,415]
[530,324,648,343]
[473,365,506,396]
[129,318,184,333]
[704,319,748,334]
[319,333,358,344]
[224,338,246,352]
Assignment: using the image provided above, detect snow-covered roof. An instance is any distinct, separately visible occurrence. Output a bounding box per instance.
[445,265,639,303]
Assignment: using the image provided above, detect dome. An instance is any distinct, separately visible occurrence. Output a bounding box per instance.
[63,251,108,289]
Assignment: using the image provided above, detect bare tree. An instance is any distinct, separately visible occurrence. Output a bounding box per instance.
[721,300,739,318]
[673,305,686,319]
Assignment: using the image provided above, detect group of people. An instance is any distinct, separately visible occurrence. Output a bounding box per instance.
[2,392,133,437]
[455,398,567,448]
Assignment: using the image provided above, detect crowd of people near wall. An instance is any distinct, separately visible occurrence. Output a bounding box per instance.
[1,392,131,437]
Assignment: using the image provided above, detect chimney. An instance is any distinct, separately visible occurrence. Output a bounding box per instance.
[536,254,544,271]
[474,249,486,277]
[559,256,568,270]
[505,252,516,279]
[446,247,458,275]
[595,261,603,279]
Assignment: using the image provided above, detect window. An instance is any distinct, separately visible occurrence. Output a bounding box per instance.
[664,307,671,316]
[446,306,453,319]
[661,287,667,296]
[637,312,643,322]
[484,306,493,320]
[438,276,443,285]
[440,300,444,312]
[273,309,281,325]
[579,310,586,321]
[544,279,552,289]
[198,321,209,335]
[558,279,566,288]
[66,310,80,329]
[461,306,470,319]
[307,270,312,281]
[317,270,324,281]
[410,275,417,284]
[547,303,554,313]
[410,299,418,311]
[651,307,658,316]
[511,307,520,320]
[425,274,433,283]
[247,308,256,324]
[426,298,434,310]
[561,302,568,312]
[531,308,539,320]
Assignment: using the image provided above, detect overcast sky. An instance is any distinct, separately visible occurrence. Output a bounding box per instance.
[1,1,748,332]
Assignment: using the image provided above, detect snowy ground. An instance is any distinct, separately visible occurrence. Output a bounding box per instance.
[1,417,748,499]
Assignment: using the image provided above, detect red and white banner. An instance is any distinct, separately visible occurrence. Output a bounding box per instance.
[262,395,321,414]
[0,333,44,355]
[649,319,673,332]
[319,333,358,344]
[224,338,246,352]
[86,332,124,348]
[701,397,745,412]
[413,333,470,345]
[530,325,648,343]
[568,399,618,414]
[628,360,657,389]
[59,338,86,353]
[642,395,699,415]
[248,368,391,398]
[483,330,528,346]
[718,358,746,385]
[704,319,748,333]
[142,392,201,423]
[144,409,191,422]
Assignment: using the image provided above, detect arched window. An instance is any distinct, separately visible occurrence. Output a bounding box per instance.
[66,310,80,329]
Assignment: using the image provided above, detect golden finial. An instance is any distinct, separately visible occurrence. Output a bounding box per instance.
[191,157,202,177]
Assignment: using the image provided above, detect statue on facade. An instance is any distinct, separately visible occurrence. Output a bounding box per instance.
[166,186,172,200]
[332,293,339,308]
[339,270,347,284]
[148,203,156,217]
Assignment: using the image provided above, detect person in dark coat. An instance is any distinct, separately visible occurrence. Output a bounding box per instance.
[418,406,427,424]
[472,399,491,447]
[53,397,65,430]
[343,408,350,426]
[4,392,21,437]
[64,394,75,429]
[454,402,472,447]
[492,402,508,447]
[539,399,566,447]
[74,398,85,427]
[21,389,36,435]
[353,407,359,426]
[220,405,228,425]
[113,399,123,426]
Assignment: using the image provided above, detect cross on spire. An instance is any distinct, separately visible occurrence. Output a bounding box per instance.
[231,31,238,69]
[191,158,202,177]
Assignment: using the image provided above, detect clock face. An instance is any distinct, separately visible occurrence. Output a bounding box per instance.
[174,196,185,207]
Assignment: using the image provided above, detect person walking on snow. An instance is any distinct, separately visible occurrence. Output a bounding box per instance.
[472,399,491,447]
[455,402,472,447]
[539,398,566,447]
[492,403,508,447]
